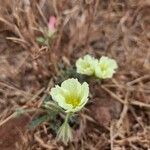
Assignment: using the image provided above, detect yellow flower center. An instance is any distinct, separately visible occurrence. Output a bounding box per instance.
[100,63,108,71]
[65,95,80,108]
[83,63,91,69]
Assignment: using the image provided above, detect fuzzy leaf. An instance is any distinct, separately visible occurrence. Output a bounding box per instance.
[28,115,49,129]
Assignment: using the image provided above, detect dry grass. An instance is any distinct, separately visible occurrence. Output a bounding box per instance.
[0,0,150,149]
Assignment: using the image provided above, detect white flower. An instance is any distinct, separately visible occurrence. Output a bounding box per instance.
[95,56,118,79]
[50,78,89,113]
[76,55,97,76]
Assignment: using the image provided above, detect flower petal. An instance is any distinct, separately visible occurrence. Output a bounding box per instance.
[95,56,118,79]
[61,78,81,98]
[76,55,96,75]
[50,86,73,110]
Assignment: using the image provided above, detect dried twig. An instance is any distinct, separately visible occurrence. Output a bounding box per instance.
[110,123,114,150]
[101,85,125,104]
[127,75,150,86]
[34,134,54,149]
[117,92,129,128]
[101,85,150,108]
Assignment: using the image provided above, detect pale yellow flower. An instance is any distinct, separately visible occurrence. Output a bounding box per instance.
[50,78,89,113]
[95,56,118,79]
[76,55,97,76]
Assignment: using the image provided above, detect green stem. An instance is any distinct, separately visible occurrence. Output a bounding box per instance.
[64,113,72,125]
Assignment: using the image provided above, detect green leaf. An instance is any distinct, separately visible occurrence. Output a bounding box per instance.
[36,37,45,43]
[28,115,49,130]
[44,94,52,102]
[15,108,35,118]
[43,101,64,114]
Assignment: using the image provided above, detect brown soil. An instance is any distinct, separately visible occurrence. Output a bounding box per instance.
[0,115,31,150]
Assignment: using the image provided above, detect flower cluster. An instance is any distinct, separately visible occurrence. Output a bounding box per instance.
[47,54,118,144]
[76,55,118,79]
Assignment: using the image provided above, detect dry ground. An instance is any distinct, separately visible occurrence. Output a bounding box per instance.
[0,0,150,149]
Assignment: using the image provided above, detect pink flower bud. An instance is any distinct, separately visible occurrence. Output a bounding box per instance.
[48,16,57,31]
